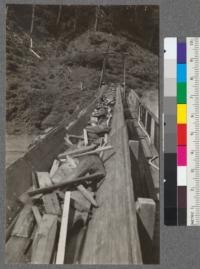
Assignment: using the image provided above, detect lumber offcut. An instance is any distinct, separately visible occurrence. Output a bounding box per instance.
[80,86,142,264]
[28,172,105,196]
[56,191,70,264]
[11,204,35,238]
[31,214,58,264]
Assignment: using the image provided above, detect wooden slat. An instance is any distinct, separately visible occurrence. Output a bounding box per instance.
[50,160,60,177]
[28,172,105,196]
[80,86,142,264]
[31,214,58,264]
[36,172,52,188]
[56,191,70,264]
[5,237,31,263]
[11,205,35,238]
[32,206,42,225]
[42,192,61,215]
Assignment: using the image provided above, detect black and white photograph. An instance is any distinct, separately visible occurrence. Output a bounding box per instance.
[5,5,159,264]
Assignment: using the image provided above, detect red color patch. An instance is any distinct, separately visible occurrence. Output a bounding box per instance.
[177,124,187,145]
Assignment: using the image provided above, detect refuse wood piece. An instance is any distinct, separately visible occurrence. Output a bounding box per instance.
[6,214,20,242]
[5,237,31,263]
[58,144,97,159]
[86,126,110,135]
[31,214,58,264]
[11,204,35,238]
[70,190,91,212]
[50,160,60,178]
[73,145,113,158]
[70,209,88,227]
[32,206,42,225]
[68,134,84,140]
[42,192,61,215]
[90,116,98,124]
[53,154,105,185]
[31,193,43,201]
[87,132,100,140]
[92,110,106,118]
[51,160,77,185]
[104,133,108,144]
[83,129,88,146]
[32,171,39,189]
[56,190,65,200]
[28,172,105,197]
[36,172,52,188]
[56,192,70,264]
[18,187,33,205]
[64,134,73,146]
[77,184,98,207]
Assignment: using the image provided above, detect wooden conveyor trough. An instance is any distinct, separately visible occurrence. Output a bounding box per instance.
[5,84,159,264]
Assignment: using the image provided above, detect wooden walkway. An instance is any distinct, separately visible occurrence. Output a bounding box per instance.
[80,85,142,264]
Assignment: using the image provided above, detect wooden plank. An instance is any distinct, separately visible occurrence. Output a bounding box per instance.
[11,205,35,238]
[5,237,31,263]
[50,160,60,177]
[80,86,142,264]
[71,190,91,212]
[6,214,19,242]
[31,214,58,264]
[18,187,33,205]
[42,192,61,215]
[56,192,71,264]
[58,144,97,158]
[28,172,105,196]
[83,129,88,146]
[77,184,98,207]
[32,206,42,225]
[36,172,52,188]
[73,145,113,158]
[32,171,39,189]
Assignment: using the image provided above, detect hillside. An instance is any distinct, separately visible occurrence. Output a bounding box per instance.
[6,5,159,134]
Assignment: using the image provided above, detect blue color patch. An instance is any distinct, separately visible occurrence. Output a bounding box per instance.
[177,64,186,82]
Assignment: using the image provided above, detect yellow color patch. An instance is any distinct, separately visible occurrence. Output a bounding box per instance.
[177,104,187,124]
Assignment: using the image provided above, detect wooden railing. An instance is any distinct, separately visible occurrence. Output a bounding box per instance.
[130,91,159,152]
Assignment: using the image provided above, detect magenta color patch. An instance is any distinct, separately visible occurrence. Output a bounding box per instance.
[177,146,187,166]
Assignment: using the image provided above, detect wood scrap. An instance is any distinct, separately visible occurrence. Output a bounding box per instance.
[52,154,105,185]
[50,159,60,177]
[18,187,33,205]
[6,213,19,242]
[70,190,92,212]
[86,125,110,135]
[31,214,58,264]
[32,171,39,189]
[58,143,97,158]
[83,129,88,146]
[5,237,31,263]
[28,172,105,196]
[42,192,61,215]
[32,206,42,225]
[73,145,113,158]
[56,192,70,264]
[36,172,52,188]
[11,204,35,238]
[77,184,98,207]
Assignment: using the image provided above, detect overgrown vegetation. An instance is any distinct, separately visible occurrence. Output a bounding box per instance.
[6,5,159,134]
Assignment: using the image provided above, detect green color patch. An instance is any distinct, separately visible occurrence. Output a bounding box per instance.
[177,83,186,104]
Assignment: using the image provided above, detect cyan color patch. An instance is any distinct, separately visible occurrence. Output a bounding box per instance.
[177,64,186,82]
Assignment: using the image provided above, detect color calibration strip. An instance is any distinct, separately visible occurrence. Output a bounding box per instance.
[164,38,177,225]
[177,42,187,225]
[164,37,200,226]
